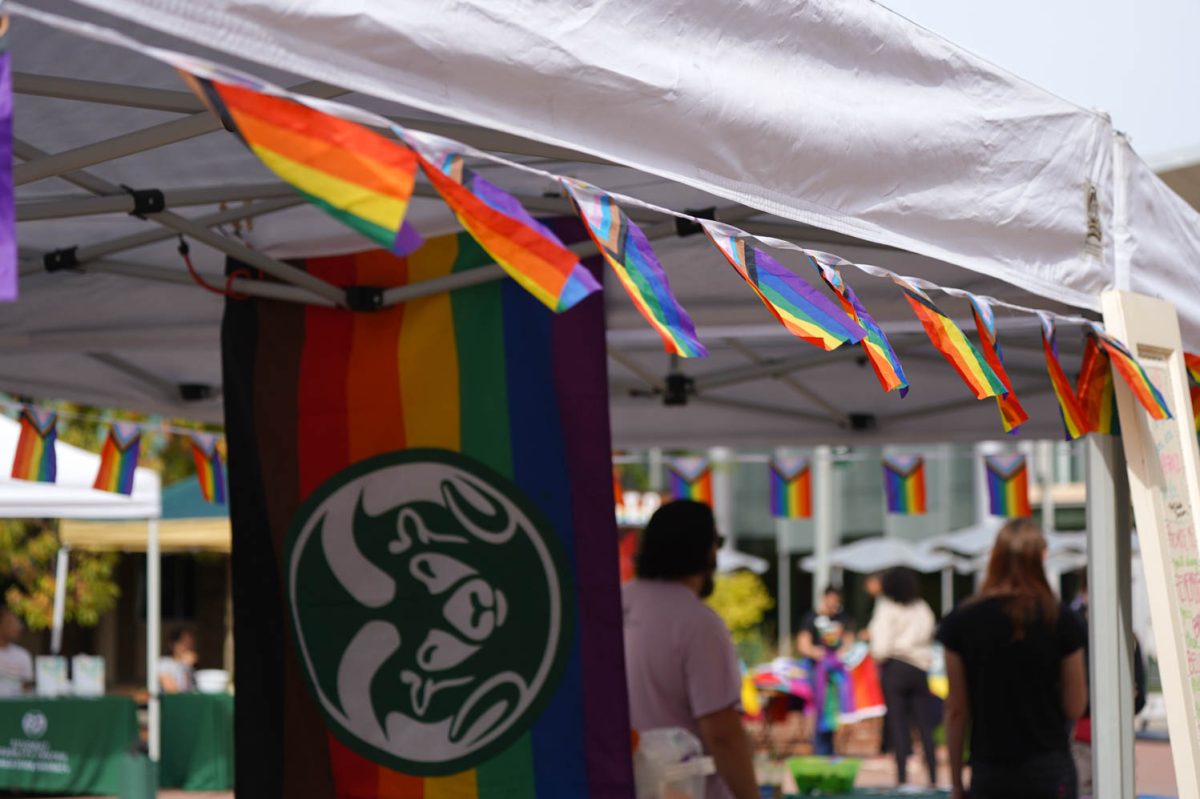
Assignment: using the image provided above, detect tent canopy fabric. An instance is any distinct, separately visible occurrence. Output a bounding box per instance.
[717,548,769,575]
[799,536,953,575]
[0,414,159,519]
[59,475,228,551]
[6,1,1200,449]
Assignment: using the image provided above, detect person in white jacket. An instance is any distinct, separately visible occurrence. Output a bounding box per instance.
[869,567,937,787]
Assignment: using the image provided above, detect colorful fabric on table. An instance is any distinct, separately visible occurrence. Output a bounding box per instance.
[1039,315,1092,440]
[1075,333,1119,436]
[882,455,926,515]
[0,25,14,302]
[769,457,812,519]
[190,432,227,504]
[668,456,713,504]
[984,454,1031,517]
[11,407,56,483]
[1185,353,1200,433]
[1088,324,1172,421]
[810,653,854,734]
[808,252,908,395]
[844,654,886,724]
[187,76,422,256]
[565,181,705,357]
[892,276,1005,400]
[403,132,601,313]
[701,222,863,351]
[221,229,632,798]
[968,296,1028,433]
[93,423,141,495]
[750,658,814,704]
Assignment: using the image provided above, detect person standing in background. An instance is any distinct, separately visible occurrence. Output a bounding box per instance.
[158,626,198,694]
[938,519,1087,799]
[623,500,758,799]
[797,586,855,755]
[0,606,32,696]
[869,567,938,788]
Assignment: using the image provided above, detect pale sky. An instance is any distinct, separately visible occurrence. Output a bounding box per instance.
[880,0,1200,168]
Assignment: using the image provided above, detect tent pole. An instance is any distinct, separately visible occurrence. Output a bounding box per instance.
[1040,440,1057,533]
[775,509,792,655]
[1085,434,1134,799]
[940,565,953,617]
[710,447,735,551]
[50,547,69,655]
[812,445,835,606]
[18,182,297,222]
[77,258,339,308]
[146,518,161,763]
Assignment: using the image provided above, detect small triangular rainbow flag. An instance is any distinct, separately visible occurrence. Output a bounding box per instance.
[1087,323,1171,422]
[11,407,56,483]
[968,296,1028,433]
[1076,332,1119,436]
[93,422,141,495]
[985,454,1031,517]
[770,457,812,519]
[190,432,226,504]
[1039,315,1091,440]
[883,454,926,515]
[668,456,713,504]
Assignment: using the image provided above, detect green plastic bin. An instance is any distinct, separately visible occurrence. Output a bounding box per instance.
[786,756,861,795]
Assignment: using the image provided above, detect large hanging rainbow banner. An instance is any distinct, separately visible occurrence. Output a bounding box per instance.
[882,455,926,515]
[93,423,141,495]
[668,456,714,505]
[985,454,1032,518]
[11,407,56,482]
[770,458,812,519]
[221,230,631,798]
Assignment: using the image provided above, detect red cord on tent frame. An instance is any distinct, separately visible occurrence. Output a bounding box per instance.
[177,235,252,300]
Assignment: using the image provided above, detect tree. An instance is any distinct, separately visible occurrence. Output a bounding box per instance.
[707,570,774,665]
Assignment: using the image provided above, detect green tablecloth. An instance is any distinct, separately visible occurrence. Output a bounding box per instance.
[0,695,138,795]
[160,692,234,790]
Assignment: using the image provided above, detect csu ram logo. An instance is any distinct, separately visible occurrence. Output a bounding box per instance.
[286,449,572,775]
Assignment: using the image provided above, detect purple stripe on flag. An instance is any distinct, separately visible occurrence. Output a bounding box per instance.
[0,50,16,302]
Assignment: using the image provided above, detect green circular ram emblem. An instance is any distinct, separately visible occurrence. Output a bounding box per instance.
[286,449,572,775]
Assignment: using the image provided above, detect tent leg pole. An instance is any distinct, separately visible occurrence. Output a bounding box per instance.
[147,518,161,764]
[50,547,69,655]
[1086,434,1134,799]
[812,445,834,606]
[776,516,791,656]
[710,447,735,551]
[940,565,953,617]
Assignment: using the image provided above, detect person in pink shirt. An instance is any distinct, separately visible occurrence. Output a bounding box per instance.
[623,500,758,799]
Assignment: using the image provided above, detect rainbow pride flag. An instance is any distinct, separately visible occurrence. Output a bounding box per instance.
[0,26,14,302]
[985,454,1031,517]
[882,455,926,515]
[1185,353,1200,433]
[770,457,812,519]
[93,422,141,495]
[190,432,227,504]
[892,276,1005,400]
[968,296,1028,433]
[222,229,631,797]
[564,180,706,357]
[11,407,56,482]
[1088,324,1172,421]
[702,222,863,351]
[1076,333,1119,435]
[808,252,908,395]
[1039,316,1091,440]
[404,132,601,313]
[187,77,421,256]
[668,456,714,504]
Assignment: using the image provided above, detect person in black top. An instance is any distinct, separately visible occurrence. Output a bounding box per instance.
[797,586,855,756]
[937,519,1087,799]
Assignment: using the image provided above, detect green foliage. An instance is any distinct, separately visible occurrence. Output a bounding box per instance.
[707,570,774,644]
[0,521,120,630]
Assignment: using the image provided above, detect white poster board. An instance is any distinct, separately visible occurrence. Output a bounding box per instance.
[1102,290,1200,799]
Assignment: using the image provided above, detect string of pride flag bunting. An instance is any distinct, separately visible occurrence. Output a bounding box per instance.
[7,406,227,502]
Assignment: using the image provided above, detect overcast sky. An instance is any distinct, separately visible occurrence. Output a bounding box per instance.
[880,0,1200,168]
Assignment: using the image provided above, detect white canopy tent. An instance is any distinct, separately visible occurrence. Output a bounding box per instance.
[0,413,165,759]
[3,0,1196,792]
[799,536,953,576]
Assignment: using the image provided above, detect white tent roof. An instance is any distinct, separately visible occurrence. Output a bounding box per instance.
[6,1,1200,447]
[799,536,952,575]
[717,548,769,576]
[0,414,160,519]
